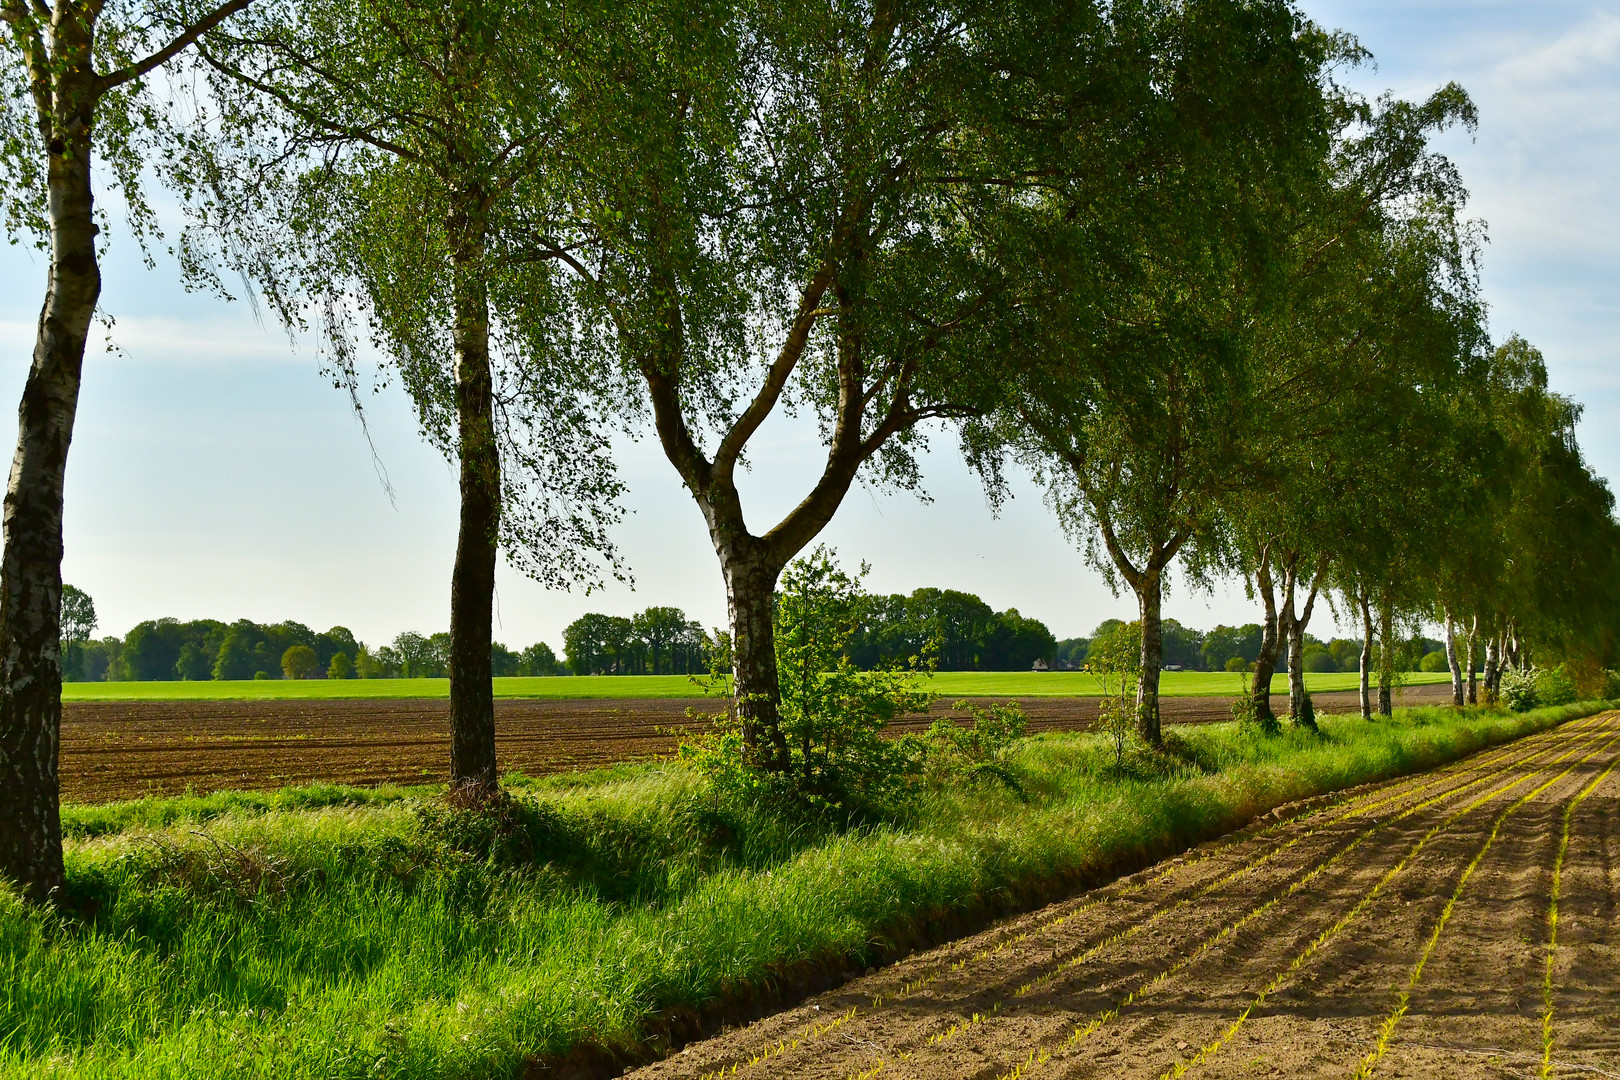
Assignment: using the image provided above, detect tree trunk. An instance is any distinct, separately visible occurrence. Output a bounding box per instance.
[1249,553,1280,726]
[446,210,500,794]
[1274,561,1298,719]
[1136,570,1164,746]
[1444,613,1463,707]
[716,537,790,771]
[1358,589,1373,720]
[1377,599,1394,716]
[1465,616,1478,706]
[1483,633,1500,699]
[1286,564,1321,731]
[0,97,98,904]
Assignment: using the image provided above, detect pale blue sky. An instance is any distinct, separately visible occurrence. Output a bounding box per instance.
[1,0,1614,651]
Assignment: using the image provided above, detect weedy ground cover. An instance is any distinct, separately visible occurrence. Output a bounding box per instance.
[3,700,1600,1080]
[60,670,1452,702]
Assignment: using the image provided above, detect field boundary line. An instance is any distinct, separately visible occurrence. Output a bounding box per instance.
[1159,723,1620,1080]
[981,720,1616,1080]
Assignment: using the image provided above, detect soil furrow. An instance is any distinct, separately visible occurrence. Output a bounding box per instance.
[678,719,1600,1080]
[626,714,1620,1080]
[672,725,1599,1080]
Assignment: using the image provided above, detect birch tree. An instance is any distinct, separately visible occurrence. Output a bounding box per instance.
[0,0,256,904]
[540,0,1210,767]
[984,0,1333,745]
[184,0,624,796]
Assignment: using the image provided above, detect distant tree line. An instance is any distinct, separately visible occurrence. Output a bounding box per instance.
[63,585,1459,683]
[562,607,714,676]
[848,590,1055,672]
[1054,619,1453,675]
[61,593,560,682]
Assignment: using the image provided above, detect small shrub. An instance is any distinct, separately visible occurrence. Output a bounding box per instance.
[916,700,1028,795]
[682,548,931,824]
[1419,650,1449,673]
[1500,666,1539,712]
[1223,656,1247,673]
[1231,675,1278,736]
[1088,620,1140,766]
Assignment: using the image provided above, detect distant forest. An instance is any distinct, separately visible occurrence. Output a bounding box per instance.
[61,585,1450,683]
[62,588,561,682]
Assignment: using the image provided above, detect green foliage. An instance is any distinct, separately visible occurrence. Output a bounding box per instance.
[1536,666,1578,709]
[185,0,626,592]
[1088,620,1141,766]
[1203,624,1265,672]
[917,701,1029,794]
[280,645,318,680]
[1419,649,1449,673]
[59,586,97,671]
[325,652,353,680]
[1499,666,1577,713]
[518,641,560,677]
[1500,667,1540,712]
[1302,647,1338,673]
[684,549,931,823]
[564,608,712,675]
[849,590,1056,671]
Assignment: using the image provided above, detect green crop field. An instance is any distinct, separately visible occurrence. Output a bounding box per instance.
[60,669,1453,702]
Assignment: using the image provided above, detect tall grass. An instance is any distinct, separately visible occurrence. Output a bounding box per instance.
[3,700,1605,1079]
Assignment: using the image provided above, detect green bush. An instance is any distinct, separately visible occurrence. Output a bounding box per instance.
[1419,649,1449,673]
[682,548,931,824]
[1500,665,1579,712]
[1500,666,1539,711]
[916,700,1029,794]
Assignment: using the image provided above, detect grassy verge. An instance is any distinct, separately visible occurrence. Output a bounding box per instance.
[60,670,1452,702]
[6,699,1603,1079]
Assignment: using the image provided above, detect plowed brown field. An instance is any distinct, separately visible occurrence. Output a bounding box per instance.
[627,709,1620,1080]
[59,683,1451,803]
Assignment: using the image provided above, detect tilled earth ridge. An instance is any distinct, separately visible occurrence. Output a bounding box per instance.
[59,683,1451,802]
[626,711,1620,1080]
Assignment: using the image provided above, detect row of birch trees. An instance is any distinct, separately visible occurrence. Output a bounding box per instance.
[2,0,1615,903]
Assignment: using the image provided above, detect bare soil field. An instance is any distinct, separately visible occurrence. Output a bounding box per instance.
[627,709,1620,1080]
[59,683,1452,803]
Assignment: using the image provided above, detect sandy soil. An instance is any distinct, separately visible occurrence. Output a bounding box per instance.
[59,684,1451,803]
[626,709,1620,1080]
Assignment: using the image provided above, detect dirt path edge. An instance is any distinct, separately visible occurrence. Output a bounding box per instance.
[523,702,1615,1080]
